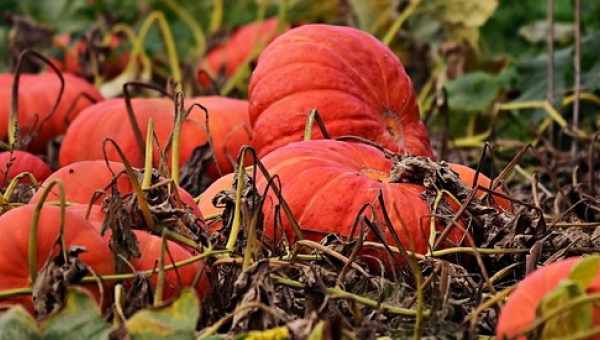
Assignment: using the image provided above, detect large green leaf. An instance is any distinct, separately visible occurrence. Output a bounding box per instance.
[513,32,600,101]
[126,288,199,340]
[0,288,111,340]
[0,307,41,340]
[42,288,112,340]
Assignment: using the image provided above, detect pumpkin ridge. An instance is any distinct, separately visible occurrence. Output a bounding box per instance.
[251,57,380,112]
[252,86,378,127]
[282,27,386,103]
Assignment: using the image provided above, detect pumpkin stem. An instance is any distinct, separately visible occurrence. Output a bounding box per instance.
[187,102,223,177]
[113,284,127,323]
[2,171,38,202]
[123,81,170,164]
[303,109,330,141]
[10,49,65,150]
[153,230,168,306]
[29,179,67,285]
[226,146,304,252]
[170,89,185,185]
[225,153,247,251]
[142,119,155,190]
[102,138,155,231]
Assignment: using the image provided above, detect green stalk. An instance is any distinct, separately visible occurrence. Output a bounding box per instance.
[209,0,224,33]
[129,11,182,83]
[142,119,155,190]
[153,230,168,306]
[162,0,206,58]
[225,153,247,251]
[170,91,184,185]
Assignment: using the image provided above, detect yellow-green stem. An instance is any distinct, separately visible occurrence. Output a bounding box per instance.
[209,0,223,33]
[162,0,206,58]
[225,154,247,251]
[130,11,181,83]
[382,0,421,46]
[3,172,38,202]
[171,91,184,185]
[154,230,168,306]
[142,119,155,190]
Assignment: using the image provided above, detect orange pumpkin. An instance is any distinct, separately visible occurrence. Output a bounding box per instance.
[0,72,102,151]
[0,204,113,312]
[248,24,432,158]
[59,96,250,180]
[497,257,600,339]
[256,140,504,263]
[30,160,201,217]
[197,18,284,87]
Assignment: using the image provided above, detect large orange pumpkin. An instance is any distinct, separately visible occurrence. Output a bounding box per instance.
[248,24,432,158]
[197,18,284,87]
[59,96,250,180]
[0,72,102,151]
[0,204,114,312]
[497,257,600,339]
[256,140,503,259]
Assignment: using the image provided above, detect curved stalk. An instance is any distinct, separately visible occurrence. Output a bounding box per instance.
[10,50,65,149]
[29,180,66,284]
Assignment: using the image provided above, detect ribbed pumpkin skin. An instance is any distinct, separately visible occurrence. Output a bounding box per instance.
[59,97,250,179]
[30,160,201,217]
[197,18,282,86]
[257,140,452,255]
[67,204,211,300]
[248,24,432,158]
[0,151,51,184]
[0,204,113,311]
[496,257,600,340]
[0,73,102,151]
[256,140,504,259]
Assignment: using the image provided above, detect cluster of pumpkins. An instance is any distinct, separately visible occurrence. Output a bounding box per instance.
[0,20,592,338]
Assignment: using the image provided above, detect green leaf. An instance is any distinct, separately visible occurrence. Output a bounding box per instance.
[0,306,41,340]
[445,71,511,113]
[126,288,199,340]
[42,287,112,340]
[569,256,600,289]
[536,280,593,338]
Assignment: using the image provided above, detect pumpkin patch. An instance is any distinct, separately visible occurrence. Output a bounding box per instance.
[0,3,597,338]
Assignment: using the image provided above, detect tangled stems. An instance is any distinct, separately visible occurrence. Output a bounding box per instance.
[0,249,230,300]
[273,275,427,317]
